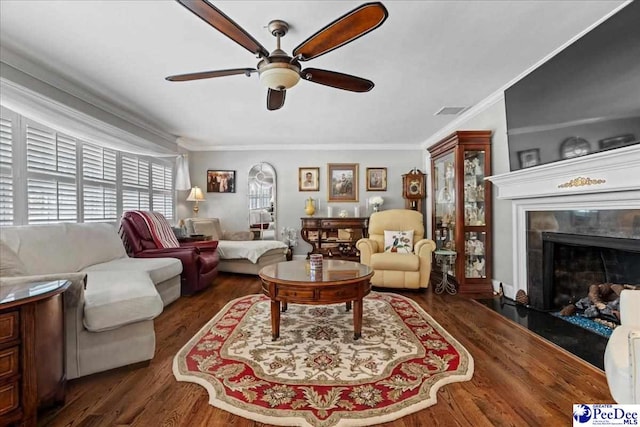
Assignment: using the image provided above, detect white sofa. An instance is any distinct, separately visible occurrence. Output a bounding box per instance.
[0,222,182,379]
[605,290,640,403]
[185,217,287,274]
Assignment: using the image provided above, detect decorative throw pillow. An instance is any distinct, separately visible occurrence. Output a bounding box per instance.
[383,230,414,254]
[0,241,28,277]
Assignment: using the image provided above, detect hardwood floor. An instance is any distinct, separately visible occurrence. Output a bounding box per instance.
[40,273,614,426]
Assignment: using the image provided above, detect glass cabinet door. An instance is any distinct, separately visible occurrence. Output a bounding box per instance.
[463,150,486,226]
[465,231,487,278]
[433,152,456,272]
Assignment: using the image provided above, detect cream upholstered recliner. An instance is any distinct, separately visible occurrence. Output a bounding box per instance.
[605,290,640,403]
[356,209,436,289]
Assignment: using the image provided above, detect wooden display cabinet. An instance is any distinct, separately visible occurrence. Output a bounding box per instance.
[428,131,493,296]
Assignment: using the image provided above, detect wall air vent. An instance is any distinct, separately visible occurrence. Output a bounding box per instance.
[434,106,467,116]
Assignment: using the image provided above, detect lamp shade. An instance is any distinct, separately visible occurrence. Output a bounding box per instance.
[175,155,191,190]
[186,186,205,202]
[259,64,300,90]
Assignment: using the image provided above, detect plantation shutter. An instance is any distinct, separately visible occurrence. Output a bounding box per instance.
[0,113,14,226]
[151,162,174,220]
[82,143,117,222]
[122,154,150,212]
[26,121,78,223]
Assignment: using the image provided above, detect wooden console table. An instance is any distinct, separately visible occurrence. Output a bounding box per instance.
[0,280,70,427]
[300,217,369,261]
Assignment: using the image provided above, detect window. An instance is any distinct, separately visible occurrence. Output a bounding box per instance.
[151,162,174,220]
[26,121,78,223]
[0,110,14,226]
[0,107,176,226]
[82,143,117,222]
[122,154,150,212]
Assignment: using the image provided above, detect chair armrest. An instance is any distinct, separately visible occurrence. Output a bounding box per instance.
[356,238,379,265]
[621,290,640,327]
[180,240,219,251]
[222,230,254,241]
[630,330,640,403]
[136,247,198,265]
[415,239,436,257]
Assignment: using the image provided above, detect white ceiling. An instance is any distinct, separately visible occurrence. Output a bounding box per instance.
[0,0,627,151]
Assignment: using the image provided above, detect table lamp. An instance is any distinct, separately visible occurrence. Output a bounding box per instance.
[186,186,205,216]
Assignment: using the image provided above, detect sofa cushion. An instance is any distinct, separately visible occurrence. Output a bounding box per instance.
[0,223,127,274]
[0,241,28,277]
[83,257,182,285]
[383,230,414,254]
[83,271,163,332]
[370,252,419,271]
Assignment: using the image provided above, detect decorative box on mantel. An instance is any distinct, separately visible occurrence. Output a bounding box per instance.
[485,144,640,301]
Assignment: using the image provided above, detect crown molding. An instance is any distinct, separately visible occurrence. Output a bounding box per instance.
[421,0,632,150]
[178,138,420,152]
[0,45,177,147]
[1,77,178,155]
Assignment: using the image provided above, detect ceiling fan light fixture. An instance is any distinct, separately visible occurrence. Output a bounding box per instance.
[259,63,301,90]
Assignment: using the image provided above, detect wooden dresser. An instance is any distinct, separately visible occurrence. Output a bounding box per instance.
[0,280,70,427]
[300,217,369,261]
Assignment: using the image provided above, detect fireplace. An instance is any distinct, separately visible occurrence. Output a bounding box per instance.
[486,143,640,302]
[540,232,640,311]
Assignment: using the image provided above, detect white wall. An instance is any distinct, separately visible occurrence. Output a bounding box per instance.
[456,98,514,287]
[180,149,424,256]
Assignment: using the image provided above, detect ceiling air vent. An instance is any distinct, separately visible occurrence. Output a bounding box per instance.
[434,106,467,116]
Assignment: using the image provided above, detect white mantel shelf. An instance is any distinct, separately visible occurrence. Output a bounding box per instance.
[486,144,640,200]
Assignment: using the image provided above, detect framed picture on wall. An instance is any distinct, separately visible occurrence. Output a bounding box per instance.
[207,170,236,193]
[517,149,540,169]
[366,167,387,191]
[327,163,358,202]
[298,167,320,191]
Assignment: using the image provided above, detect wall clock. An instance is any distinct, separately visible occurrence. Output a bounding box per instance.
[402,169,426,212]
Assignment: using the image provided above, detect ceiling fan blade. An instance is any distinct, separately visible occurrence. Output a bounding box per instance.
[166,68,256,82]
[293,2,388,61]
[177,0,269,58]
[267,89,286,111]
[301,68,374,92]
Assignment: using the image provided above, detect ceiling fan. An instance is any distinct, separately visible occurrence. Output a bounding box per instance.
[166,0,388,110]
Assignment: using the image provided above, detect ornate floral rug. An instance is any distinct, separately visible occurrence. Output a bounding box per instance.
[173,292,474,427]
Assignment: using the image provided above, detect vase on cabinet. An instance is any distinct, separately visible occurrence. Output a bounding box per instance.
[304,197,316,216]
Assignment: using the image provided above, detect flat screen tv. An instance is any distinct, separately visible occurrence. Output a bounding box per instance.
[505,1,640,171]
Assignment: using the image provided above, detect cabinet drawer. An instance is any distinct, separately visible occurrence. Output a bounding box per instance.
[318,286,358,300]
[0,382,19,415]
[0,312,19,344]
[276,288,315,301]
[0,347,18,380]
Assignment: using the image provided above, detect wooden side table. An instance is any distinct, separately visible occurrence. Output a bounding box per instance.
[178,234,211,243]
[0,280,70,427]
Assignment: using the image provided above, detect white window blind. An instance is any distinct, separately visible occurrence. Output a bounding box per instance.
[0,114,13,226]
[122,154,150,213]
[151,162,173,219]
[82,143,117,222]
[26,121,78,223]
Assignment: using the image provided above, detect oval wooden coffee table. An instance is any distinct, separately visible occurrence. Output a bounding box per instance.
[259,260,373,341]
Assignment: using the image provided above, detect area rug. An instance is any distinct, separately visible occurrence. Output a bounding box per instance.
[173,292,474,427]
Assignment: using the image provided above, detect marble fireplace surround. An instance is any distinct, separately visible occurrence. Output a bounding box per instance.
[487,144,640,300]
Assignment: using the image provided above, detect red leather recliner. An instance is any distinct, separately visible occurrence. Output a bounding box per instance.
[119,211,219,295]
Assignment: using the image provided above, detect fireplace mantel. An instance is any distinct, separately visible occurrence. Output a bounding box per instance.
[487,144,640,200]
[485,144,640,299]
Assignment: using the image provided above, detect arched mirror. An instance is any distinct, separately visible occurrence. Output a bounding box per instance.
[248,162,276,240]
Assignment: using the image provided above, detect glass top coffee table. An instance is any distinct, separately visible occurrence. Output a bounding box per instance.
[259,260,374,341]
